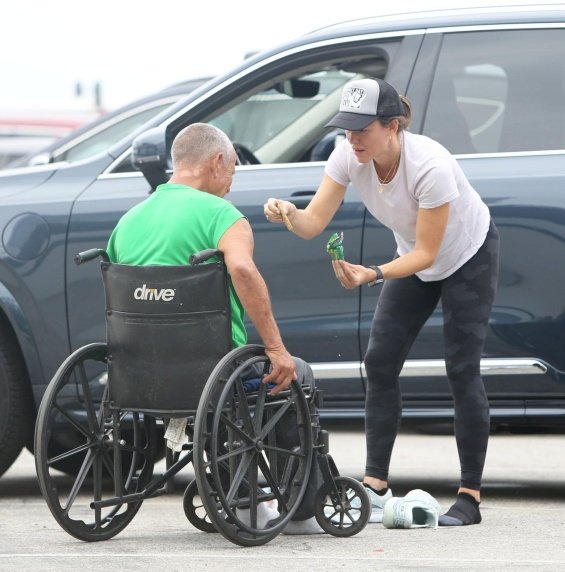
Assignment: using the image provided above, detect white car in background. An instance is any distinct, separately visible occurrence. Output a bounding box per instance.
[0,112,97,168]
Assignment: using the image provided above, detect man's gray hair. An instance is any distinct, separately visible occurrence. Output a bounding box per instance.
[171,123,234,168]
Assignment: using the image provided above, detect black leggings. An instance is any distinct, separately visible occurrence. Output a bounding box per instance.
[364,221,499,490]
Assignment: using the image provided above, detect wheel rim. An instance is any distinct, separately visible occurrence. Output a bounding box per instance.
[194,345,312,546]
[315,476,370,537]
[183,478,219,533]
[34,343,155,541]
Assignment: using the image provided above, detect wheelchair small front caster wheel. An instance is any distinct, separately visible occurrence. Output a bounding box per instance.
[183,479,218,533]
[314,476,370,537]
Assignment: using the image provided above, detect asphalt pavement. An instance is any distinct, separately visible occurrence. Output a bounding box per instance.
[1,424,565,571]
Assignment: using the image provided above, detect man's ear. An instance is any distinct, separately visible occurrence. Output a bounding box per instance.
[212,152,224,176]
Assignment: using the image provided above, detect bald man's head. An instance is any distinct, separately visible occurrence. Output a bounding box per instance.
[171,123,235,170]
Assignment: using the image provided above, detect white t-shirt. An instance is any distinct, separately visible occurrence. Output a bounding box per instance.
[325,131,490,281]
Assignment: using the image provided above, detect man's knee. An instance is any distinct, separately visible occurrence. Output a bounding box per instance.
[293,357,315,391]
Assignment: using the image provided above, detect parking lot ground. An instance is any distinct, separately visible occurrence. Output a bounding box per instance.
[1,425,565,571]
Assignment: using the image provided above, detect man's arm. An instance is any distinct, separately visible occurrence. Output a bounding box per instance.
[218,218,296,394]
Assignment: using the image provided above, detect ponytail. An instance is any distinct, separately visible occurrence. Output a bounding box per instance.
[379,94,412,131]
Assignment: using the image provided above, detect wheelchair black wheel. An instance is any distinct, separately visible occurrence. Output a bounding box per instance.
[194,345,313,547]
[34,343,156,542]
[183,478,219,533]
[314,476,370,537]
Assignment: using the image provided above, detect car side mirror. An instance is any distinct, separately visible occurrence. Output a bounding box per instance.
[28,151,53,166]
[131,126,169,191]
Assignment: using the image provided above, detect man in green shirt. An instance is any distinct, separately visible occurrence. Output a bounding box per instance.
[107,122,296,394]
[108,122,323,534]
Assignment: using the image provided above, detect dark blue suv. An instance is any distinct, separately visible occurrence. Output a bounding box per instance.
[1,5,564,477]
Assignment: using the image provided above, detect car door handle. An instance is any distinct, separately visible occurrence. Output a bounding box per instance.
[283,191,316,209]
[284,190,343,209]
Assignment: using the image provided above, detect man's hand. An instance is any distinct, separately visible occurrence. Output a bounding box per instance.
[332,259,375,289]
[262,345,297,395]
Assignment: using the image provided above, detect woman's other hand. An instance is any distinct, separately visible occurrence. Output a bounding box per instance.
[332,260,376,289]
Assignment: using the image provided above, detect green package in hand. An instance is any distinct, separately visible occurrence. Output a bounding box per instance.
[326,231,344,260]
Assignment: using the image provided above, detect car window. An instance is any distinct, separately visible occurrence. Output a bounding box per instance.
[422,29,565,154]
[111,43,401,173]
[208,68,359,164]
[56,102,172,163]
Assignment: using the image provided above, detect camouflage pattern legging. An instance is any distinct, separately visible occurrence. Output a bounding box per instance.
[364,221,499,490]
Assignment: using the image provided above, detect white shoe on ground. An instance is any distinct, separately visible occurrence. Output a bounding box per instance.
[283,516,325,535]
[236,501,279,529]
[382,489,441,529]
[364,485,394,523]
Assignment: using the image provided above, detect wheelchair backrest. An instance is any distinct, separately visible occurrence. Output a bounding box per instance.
[101,260,232,415]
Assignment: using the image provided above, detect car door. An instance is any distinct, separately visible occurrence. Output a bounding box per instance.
[360,25,565,414]
[65,33,420,411]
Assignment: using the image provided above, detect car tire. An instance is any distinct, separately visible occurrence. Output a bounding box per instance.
[0,326,33,477]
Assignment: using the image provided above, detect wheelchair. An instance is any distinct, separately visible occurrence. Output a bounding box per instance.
[34,248,370,547]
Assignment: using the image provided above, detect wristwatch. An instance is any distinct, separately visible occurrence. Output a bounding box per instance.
[367,265,384,287]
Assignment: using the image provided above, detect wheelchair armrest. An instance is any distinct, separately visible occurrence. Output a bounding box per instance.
[189,249,223,265]
[312,388,323,409]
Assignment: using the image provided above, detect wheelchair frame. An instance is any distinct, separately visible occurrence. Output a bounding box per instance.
[34,249,370,546]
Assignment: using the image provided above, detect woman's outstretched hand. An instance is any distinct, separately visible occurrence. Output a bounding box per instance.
[264,198,296,227]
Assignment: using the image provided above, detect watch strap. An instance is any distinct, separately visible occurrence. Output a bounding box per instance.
[367,265,384,287]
